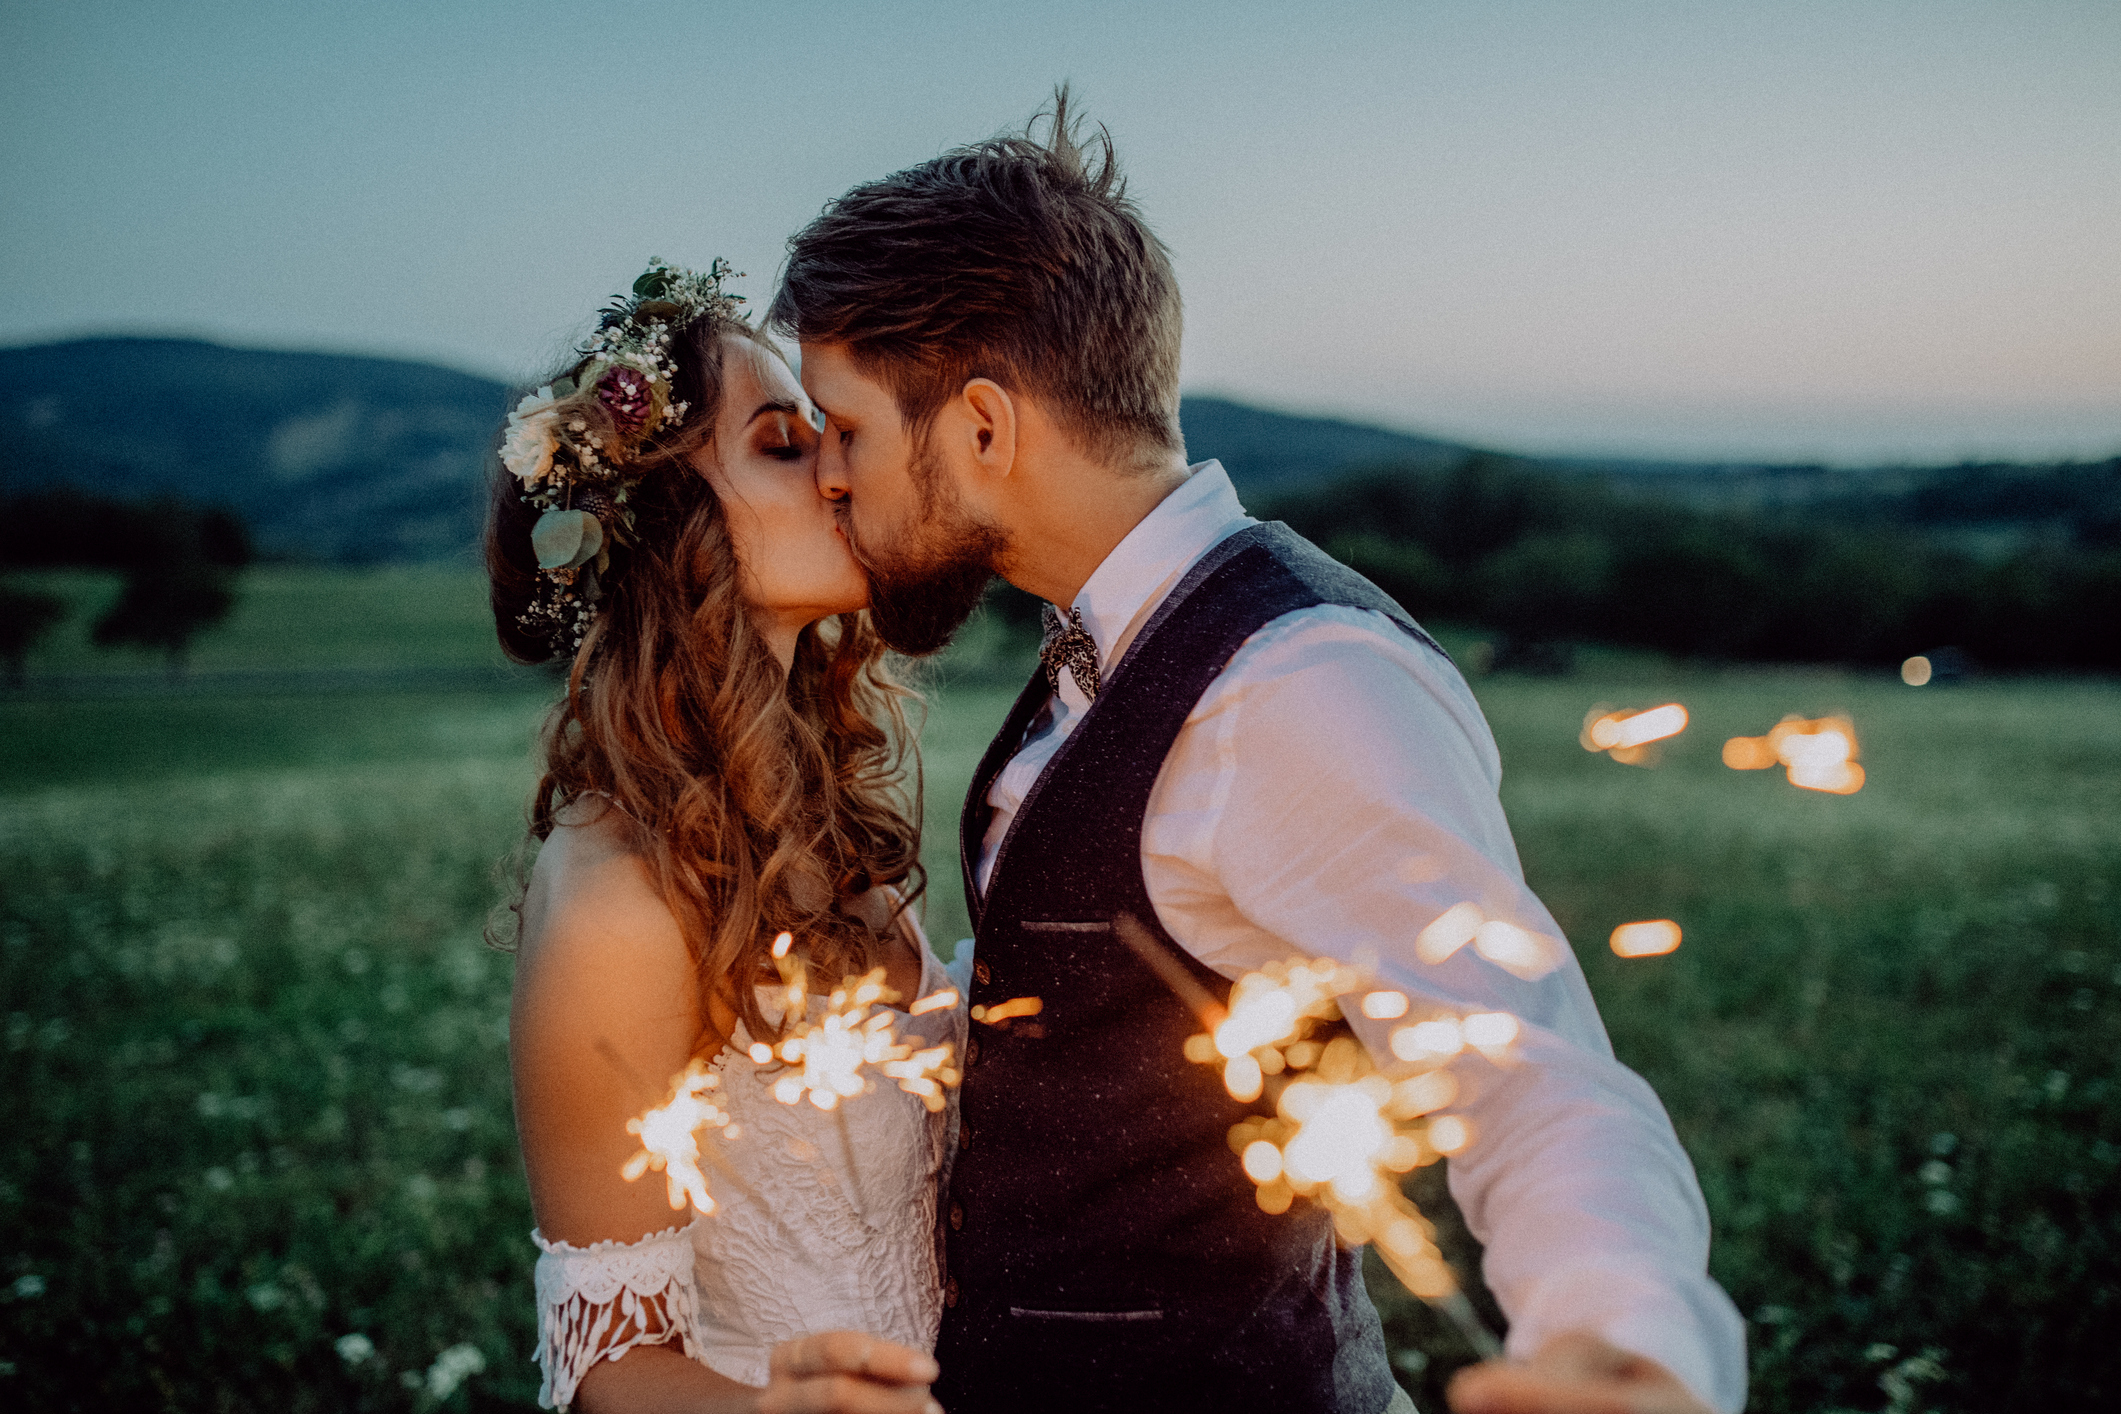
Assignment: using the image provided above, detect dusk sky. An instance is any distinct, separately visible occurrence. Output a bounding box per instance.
[3,0,2115,463]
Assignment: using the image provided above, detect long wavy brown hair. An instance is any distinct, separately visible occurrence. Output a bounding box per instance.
[485,305,923,1041]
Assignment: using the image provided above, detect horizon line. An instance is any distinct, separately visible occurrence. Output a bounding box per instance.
[6,327,2117,472]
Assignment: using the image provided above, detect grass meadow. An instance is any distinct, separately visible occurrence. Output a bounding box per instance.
[1,567,2115,1411]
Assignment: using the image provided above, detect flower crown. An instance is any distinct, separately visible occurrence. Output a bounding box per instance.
[501,258,746,653]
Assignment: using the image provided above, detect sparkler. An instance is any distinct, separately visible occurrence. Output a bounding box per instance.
[621,931,964,1215]
[1723,714,1864,794]
[751,932,963,1114]
[1580,703,1688,766]
[757,966,963,1114]
[1113,916,1507,1360]
[621,1058,736,1214]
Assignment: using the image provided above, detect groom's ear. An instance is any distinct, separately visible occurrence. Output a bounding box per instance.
[958,378,1018,478]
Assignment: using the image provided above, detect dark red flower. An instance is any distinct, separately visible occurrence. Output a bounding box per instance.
[597,366,653,434]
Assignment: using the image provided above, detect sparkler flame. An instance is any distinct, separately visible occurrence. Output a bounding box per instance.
[765,960,963,1114]
[621,931,966,1210]
[1166,944,1512,1360]
[1218,1030,1502,1357]
[621,1059,733,1214]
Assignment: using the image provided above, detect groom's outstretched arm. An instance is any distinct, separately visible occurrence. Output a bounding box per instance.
[1137,605,1746,1414]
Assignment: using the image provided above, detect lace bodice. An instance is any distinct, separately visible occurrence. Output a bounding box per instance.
[532,935,967,1409]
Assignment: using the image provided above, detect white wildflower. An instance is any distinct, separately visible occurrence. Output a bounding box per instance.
[424,1342,486,1400]
[501,386,564,484]
[334,1332,376,1365]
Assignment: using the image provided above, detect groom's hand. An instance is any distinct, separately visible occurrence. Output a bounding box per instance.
[1447,1331,1711,1414]
[761,1331,942,1414]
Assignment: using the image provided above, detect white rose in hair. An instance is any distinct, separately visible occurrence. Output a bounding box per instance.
[501,386,563,484]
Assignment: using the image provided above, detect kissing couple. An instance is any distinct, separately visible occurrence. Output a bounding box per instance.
[491,92,1744,1414]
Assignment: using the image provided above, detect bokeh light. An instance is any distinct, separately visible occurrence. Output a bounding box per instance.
[1581,703,1690,767]
[1610,920,1684,958]
[1724,714,1865,793]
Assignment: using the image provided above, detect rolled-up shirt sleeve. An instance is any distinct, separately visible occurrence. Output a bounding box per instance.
[1138,606,1746,1413]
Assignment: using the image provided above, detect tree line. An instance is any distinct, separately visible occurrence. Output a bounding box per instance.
[0,488,252,681]
[1250,454,2119,673]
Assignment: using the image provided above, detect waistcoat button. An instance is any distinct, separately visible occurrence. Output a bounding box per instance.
[959,1123,972,1151]
[973,959,992,986]
[948,1200,964,1231]
[944,1277,960,1309]
[964,1036,981,1067]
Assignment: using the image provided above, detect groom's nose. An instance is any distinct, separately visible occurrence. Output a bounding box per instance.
[815,436,851,503]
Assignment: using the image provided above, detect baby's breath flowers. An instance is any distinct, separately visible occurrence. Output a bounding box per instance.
[505,258,742,654]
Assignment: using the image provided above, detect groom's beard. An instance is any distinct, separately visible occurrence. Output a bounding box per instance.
[848,451,1007,657]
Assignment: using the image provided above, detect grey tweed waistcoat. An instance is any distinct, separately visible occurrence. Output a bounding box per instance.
[933,522,1444,1413]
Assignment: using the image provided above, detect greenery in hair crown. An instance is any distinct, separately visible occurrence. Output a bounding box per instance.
[500,258,745,651]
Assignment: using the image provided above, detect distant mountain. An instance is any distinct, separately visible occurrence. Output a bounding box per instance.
[2,336,2112,562]
[1176,395,1470,490]
[0,338,1485,561]
[0,338,511,562]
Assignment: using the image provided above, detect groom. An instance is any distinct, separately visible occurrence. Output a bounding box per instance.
[771,96,1745,1414]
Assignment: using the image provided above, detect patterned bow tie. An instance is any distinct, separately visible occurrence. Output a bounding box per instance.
[1039,603,1102,701]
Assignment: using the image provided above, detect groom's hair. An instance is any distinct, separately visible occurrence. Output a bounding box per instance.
[769,87,1183,471]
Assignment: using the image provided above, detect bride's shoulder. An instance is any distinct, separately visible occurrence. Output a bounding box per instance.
[517,798,687,983]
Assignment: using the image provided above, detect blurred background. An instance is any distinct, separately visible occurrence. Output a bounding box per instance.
[2,2,2114,1410]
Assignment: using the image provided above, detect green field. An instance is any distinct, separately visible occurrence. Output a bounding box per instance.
[1,568,2115,1411]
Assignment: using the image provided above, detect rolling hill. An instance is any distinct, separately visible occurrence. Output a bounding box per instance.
[3,336,2114,563]
[0,338,510,563]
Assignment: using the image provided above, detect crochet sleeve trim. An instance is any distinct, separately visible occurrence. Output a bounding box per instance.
[531,1223,702,1410]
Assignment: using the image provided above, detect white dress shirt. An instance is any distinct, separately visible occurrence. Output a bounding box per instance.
[973,462,1746,1413]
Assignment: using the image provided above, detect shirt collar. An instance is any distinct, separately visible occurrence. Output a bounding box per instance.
[1067,460,1254,668]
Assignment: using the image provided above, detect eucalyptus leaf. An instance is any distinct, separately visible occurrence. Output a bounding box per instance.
[531,508,605,571]
[550,376,577,399]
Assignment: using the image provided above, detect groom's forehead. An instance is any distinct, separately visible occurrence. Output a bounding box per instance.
[798,342,896,421]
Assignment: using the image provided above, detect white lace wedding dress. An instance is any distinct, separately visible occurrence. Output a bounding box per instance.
[530,934,969,1409]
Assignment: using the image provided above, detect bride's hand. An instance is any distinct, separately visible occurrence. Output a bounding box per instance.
[759,1332,942,1414]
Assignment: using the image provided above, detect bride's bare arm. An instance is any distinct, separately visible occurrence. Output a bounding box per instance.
[514,811,717,1248]
[512,813,940,1414]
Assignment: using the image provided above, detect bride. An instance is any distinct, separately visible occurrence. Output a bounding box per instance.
[486,261,962,1414]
